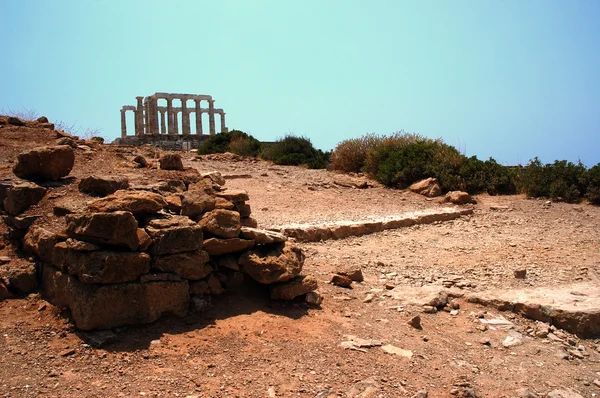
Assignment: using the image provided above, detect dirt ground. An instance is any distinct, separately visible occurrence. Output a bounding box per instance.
[0,124,599,397]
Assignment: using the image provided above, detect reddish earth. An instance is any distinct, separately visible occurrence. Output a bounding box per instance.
[0,119,599,397]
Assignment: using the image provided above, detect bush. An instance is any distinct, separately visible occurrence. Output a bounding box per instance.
[260,135,330,169]
[197,130,261,157]
[584,163,600,205]
[520,158,587,203]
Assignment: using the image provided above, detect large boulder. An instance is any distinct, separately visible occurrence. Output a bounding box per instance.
[42,265,189,330]
[216,189,249,203]
[3,182,47,215]
[52,242,150,284]
[145,216,203,255]
[444,191,476,205]
[87,190,167,214]
[13,145,74,181]
[239,242,304,284]
[152,250,212,280]
[198,209,241,239]
[240,227,287,245]
[408,178,442,197]
[270,275,318,300]
[23,227,61,263]
[159,153,184,171]
[66,211,139,250]
[181,190,216,220]
[0,262,38,295]
[79,175,130,196]
[203,238,255,256]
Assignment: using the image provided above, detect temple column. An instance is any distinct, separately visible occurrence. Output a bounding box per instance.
[160,110,166,134]
[173,109,179,134]
[220,112,227,133]
[194,99,203,135]
[166,98,174,135]
[144,99,150,135]
[181,100,190,135]
[120,109,127,137]
[208,99,216,135]
[148,97,159,135]
[135,96,144,135]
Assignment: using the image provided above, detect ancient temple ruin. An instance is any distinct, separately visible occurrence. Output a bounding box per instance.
[114,93,228,148]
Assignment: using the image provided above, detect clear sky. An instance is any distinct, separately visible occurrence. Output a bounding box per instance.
[1,0,599,166]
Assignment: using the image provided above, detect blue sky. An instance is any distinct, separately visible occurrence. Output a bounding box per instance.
[1,0,599,166]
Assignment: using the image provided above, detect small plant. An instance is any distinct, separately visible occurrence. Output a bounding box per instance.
[197,130,261,157]
[0,106,39,121]
[520,158,587,202]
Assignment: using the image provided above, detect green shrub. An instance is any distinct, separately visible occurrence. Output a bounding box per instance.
[260,135,329,169]
[584,163,600,205]
[197,130,261,157]
[520,158,587,202]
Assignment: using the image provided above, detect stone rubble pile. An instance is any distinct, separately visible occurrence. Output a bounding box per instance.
[1,148,319,330]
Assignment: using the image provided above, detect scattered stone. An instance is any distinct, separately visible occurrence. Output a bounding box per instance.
[335,265,364,282]
[239,242,303,284]
[159,153,184,170]
[411,391,428,398]
[181,190,216,220]
[0,256,11,265]
[215,197,235,210]
[546,389,584,398]
[23,227,60,263]
[87,190,167,214]
[422,305,437,313]
[333,175,369,189]
[479,338,491,345]
[381,344,413,358]
[59,348,76,357]
[270,275,318,300]
[165,195,182,213]
[7,116,25,126]
[363,293,375,303]
[593,380,600,388]
[206,274,225,295]
[305,291,323,306]
[445,191,476,205]
[153,250,211,280]
[330,274,353,288]
[66,211,139,250]
[203,237,255,256]
[3,182,47,215]
[216,189,249,203]
[84,330,118,347]
[478,315,514,330]
[502,331,524,348]
[145,216,203,255]
[13,145,74,181]
[340,335,382,351]
[201,171,226,186]
[0,262,38,294]
[239,227,286,244]
[198,209,241,239]
[409,178,442,197]
[408,315,422,329]
[79,175,129,196]
[514,269,527,279]
[133,155,148,168]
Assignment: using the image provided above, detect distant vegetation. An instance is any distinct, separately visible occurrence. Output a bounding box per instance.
[330,131,600,204]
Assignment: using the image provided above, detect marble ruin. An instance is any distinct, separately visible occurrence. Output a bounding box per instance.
[120,93,228,138]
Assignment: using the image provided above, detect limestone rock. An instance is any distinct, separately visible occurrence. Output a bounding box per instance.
[3,182,46,215]
[305,291,323,306]
[52,242,150,284]
[330,274,353,288]
[203,238,255,256]
[64,238,101,251]
[189,280,210,295]
[145,216,203,255]
[13,145,74,181]
[0,281,11,300]
[23,227,60,263]
[444,191,476,205]
[133,155,148,168]
[7,116,25,126]
[216,189,249,203]
[36,116,49,123]
[334,265,364,282]
[333,175,369,189]
[181,190,216,220]
[66,211,139,250]
[198,209,241,239]
[201,171,225,186]
[153,250,211,280]
[546,389,584,398]
[207,274,225,295]
[79,175,130,196]
[159,153,184,171]
[215,197,235,210]
[165,194,182,213]
[0,262,37,294]
[409,178,442,197]
[87,190,167,214]
[154,179,186,193]
[270,275,318,300]
[239,242,304,284]
[41,265,189,330]
[240,216,258,228]
[240,227,287,245]
[408,315,422,329]
[235,202,251,217]
[213,254,240,271]
[137,228,152,251]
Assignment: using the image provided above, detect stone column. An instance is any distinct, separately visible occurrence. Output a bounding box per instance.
[144,99,150,135]
[135,96,144,136]
[120,109,127,137]
[160,110,166,134]
[208,99,216,135]
[152,97,161,135]
[194,99,203,135]
[181,100,190,135]
[173,109,179,135]
[220,112,227,133]
[166,98,174,135]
